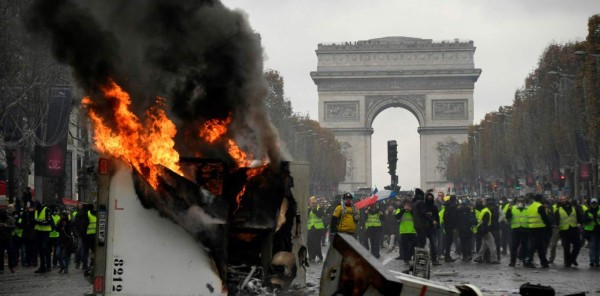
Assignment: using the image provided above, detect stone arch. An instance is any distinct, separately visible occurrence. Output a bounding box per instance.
[311,36,481,192]
[365,95,426,128]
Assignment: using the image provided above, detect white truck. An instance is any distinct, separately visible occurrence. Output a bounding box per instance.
[89,158,309,296]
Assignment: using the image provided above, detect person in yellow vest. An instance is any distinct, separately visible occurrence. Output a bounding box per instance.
[330,193,359,238]
[553,195,583,267]
[580,198,590,248]
[473,198,484,253]
[83,204,97,271]
[473,198,500,264]
[583,198,600,267]
[34,201,54,273]
[395,199,416,264]
[307,196,325,262]
[524,194,551,268]
[506,196,529,267]
[49,206,61,269]
[365,204,383,259]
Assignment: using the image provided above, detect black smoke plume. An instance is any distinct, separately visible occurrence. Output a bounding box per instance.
[25,0,282,165]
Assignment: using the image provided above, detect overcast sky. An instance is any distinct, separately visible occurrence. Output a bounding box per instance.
[223,0,599,192]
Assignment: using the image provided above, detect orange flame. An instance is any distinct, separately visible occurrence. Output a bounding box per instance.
[227,139,253,167]
[197,114,256,168]
[199,116,231,144]
[234,166,266,210]
[82,80,181,188]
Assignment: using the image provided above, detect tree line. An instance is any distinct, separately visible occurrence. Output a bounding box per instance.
[264,70,346,197]
[446,14,600,200]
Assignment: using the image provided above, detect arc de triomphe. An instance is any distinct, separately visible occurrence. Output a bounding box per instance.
[311,37,481,192]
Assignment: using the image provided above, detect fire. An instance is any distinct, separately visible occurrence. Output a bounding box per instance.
[197,114,255,168]
[234,166,266,210]
[82,80,181,188]
[199,116,231,144]
[227,140,253,167]
[83,79,263,208]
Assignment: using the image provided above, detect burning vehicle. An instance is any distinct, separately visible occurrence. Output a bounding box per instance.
[89,157,303,295]
[25,0,306,294]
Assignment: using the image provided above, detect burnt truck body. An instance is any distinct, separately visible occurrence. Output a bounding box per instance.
[320,233,483,296]
[91,157,307,295]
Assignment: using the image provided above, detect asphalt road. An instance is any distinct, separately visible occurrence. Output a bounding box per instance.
[2,243,600,295]
[304,241,600,296]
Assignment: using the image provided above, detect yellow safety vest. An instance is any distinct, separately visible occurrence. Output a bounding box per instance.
[307,207,325,230]
[583,209,598,231]
[439,206,446,225]
[557,207,578,231]
[502,203,510,214]
[397,210,416,234]
[473,209,483,233]
[527,202,545,228]
[510,207,528,229]
[14,217,23,237]
[87,211,97,235]
[34,207,52,232]
[50,214,60,238]
[365,213,382,228]
[478,208,491,228]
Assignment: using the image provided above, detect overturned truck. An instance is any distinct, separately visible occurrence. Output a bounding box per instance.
[90,157,305,295]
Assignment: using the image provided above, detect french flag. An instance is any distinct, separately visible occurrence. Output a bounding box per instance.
[355,188,397,209]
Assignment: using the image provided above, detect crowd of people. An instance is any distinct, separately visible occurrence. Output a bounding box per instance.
[0,188,97,275]
[306,189,600,269]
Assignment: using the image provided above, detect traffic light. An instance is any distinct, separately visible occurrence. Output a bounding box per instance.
[559,173,566,189]
[387,140,398,175]
[515,178,521,191]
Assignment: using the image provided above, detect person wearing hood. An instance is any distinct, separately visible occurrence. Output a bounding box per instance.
[411,189,441,265]
[486,198,502,262]
[456,198,477,261]
[330,193,359,238]
[553,195,584,267]
[0,208,17,273]
[442,195,458,262]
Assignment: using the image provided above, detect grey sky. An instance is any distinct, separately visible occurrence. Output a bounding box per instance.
[223,0,599,192]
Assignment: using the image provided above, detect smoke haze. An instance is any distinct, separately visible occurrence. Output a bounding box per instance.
[25,0,281,165]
